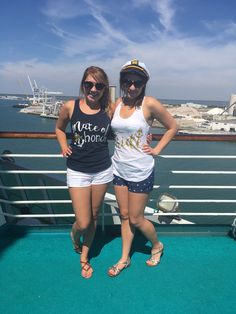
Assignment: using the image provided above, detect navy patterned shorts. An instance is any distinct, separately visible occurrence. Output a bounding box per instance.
[113,170,155,193]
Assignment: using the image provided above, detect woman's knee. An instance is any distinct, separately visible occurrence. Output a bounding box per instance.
[129,215,143,228]
[92,206,101,221]
[120,211,129,221]
[92,212,99,222]
[74,220,90,233]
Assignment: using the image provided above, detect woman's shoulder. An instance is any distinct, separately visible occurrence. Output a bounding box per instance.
[143,96,166,119]
[144,96,163,108]
[62,98,78,113]
[59,99,77,118]
[64,98,77,107]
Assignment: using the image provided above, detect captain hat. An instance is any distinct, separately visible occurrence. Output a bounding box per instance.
[120,59,150,80]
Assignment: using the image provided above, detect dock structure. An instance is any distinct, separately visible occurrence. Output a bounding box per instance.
[20,76,63,119]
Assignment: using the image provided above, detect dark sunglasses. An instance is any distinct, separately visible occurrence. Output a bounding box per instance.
[83,81,105,91]
[122,79,145,88]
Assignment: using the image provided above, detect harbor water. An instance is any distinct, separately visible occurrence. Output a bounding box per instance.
[0,97,236,225]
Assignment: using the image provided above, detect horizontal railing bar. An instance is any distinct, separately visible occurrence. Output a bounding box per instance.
[168,185,236,189]
[160,155,236,158]
[0,199,72,204]
[0,170,66,174]
[1,153,236,159]
[153,185,236,189]
[0,132,67,139]
[172,171,236,174]
[1,212,236,218]
[156,199,236,203]
[1,198,236,204]
[0,154,62,158]
[1,170,236,175]
[2,213,74,218]
[0,185,68,190]
[1,131,236,142]
[3,185,236,190]
[153,212,236,216]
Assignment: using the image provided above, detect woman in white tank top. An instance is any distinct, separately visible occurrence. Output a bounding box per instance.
[108,60,178,277]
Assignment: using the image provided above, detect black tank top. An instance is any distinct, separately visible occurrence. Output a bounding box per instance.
[67,99,112,173]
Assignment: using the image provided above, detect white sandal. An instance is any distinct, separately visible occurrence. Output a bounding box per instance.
[108,258,131,277]
[146,242,164,267]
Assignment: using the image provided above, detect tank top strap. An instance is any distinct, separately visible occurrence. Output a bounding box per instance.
[139,97,149,124]
[75,98,80,106]
[113,102,122,118]
[71,98,81,120]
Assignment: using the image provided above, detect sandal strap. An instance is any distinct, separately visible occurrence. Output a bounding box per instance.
[151,248,163,257]
[151,243,164,256]
[80,261,92,272]
[109,259,130,275]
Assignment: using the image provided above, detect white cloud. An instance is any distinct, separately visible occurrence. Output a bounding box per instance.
[131,0,176,33]
[88,10,131,44]
[152,0,176,33]
[44,0,131,58]
[1,0,236,101]
[1,32,236,101]
[203,20,236,40]
[42,0,88,19]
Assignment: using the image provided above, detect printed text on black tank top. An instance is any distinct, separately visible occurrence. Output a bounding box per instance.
[72,121,109,147]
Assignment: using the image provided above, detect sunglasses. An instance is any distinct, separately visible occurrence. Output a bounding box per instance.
[83,81,105,91]
[122,79,145,88]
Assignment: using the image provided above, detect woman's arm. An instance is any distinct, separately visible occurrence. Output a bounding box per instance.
[143,97,179,156]
[55,100,73,157]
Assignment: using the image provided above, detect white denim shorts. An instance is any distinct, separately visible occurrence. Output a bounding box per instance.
[67,165,113,187]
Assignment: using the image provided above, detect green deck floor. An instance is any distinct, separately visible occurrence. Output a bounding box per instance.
[0,226,236,314]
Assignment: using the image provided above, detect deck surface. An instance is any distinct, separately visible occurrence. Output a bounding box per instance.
[0,226,236,314]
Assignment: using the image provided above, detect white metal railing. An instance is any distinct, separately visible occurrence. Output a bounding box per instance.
[161,155,236,158]
[1,153,236,229]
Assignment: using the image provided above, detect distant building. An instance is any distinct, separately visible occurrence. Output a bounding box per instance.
[210,121,236,132]
[227,94,236,115]
[109,85,116,103]
[206,108,225,115]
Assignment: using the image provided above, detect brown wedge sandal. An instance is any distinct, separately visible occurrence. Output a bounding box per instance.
[146,242,164,267]
[108,258,131,277]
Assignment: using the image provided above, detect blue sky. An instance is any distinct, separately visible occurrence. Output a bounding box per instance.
[1,0,236,101]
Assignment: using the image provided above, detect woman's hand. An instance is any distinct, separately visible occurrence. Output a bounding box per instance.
[146,133,152,145]
[142,144,159,156]
[61,145,72,158]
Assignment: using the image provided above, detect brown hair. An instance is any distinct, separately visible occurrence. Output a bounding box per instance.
[80,66,111,111]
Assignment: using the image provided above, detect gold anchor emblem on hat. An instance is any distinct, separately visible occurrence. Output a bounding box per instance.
[131,59,139,65]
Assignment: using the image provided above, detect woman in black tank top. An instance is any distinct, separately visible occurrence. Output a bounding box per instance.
[55,66,112,279]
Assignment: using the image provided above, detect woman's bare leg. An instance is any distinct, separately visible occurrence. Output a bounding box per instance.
[82,183,110,253]
[108,185,135,276]
[69,186,94,278]
[69,183,109,278]
[128,192,163,263]
[116,185,135,262]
